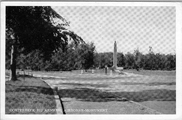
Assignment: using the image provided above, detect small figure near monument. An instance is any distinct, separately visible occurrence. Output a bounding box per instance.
[104,65,108,75]
[92,69,95,74]
[81,69,84,74]
[110,69,113,76]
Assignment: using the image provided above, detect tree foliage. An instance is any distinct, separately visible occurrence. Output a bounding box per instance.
[93,50,175,71]
[6,6,83,80]
[6,45,176,71]
[7,42,95,71]
[6,6,83,57]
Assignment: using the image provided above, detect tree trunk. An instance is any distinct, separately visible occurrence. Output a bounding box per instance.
[9,44,17,81]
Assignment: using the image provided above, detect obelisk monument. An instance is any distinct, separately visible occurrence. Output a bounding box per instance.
[113,41,117,69]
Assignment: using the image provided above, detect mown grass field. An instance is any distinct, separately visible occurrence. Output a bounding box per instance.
[5,75,56,114]
[124,69,176,76]
[6,69,176,114]
[34,69,176,114]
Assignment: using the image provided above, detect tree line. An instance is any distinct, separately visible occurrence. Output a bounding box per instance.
[95,50,175,71]
[6,42,176,71]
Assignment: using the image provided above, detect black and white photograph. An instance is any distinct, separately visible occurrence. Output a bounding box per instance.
[1,1,182,120]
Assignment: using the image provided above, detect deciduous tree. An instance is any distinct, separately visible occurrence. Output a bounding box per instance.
[6,6,83,81]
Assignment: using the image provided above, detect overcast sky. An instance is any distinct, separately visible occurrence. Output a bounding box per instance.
[52,6,175,54]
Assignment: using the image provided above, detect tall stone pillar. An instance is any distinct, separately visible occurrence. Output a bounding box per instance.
[113,41,117,69]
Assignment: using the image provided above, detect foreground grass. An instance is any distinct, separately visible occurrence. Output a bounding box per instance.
[11,70,175,114]
[6,75,56,114]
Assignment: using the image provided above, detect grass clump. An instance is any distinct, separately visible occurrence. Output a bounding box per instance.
[6,76,56,114]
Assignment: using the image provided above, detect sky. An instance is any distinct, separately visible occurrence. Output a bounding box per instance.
[52,6,175,54]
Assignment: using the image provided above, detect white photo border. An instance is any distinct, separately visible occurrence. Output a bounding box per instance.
[1,2,182,120]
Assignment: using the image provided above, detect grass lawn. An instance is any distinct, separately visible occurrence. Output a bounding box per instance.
[6,75,56,114]
[11,69,175,114]
[124,69,176,76]
[52,69,175,114]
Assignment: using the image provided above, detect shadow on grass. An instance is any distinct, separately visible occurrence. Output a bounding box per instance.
[6,77,54,95]
[17,74,36,78]
[60,83,109,88]
[58,88,175,102]
[6,82,54,95]
[15,86,54,95]
[148,82,176,86]
[119,82,176,86]
[58,82,175,89]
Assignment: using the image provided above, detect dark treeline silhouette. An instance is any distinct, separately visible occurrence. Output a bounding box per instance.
[95,51,175,70]
[6,42,95,71]
[6,41,175,71]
